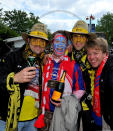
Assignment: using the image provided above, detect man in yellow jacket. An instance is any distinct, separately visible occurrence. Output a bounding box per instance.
[0,23,48,131]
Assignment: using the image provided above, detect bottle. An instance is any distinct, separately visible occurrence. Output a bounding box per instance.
[31,65,39,85]
[27,56,36,67]
[27,56,39,85]
[51,71,66,103]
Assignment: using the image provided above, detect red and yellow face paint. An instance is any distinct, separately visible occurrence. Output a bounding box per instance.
[30,38,46,48]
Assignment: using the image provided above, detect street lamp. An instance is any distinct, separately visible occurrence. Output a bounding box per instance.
[86,14,95,32]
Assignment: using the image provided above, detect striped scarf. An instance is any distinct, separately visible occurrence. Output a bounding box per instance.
[5,73,20,131]
[92,55,108,126]
[34,55,73,128]
[72,48,91,71]
[72,48,86,62]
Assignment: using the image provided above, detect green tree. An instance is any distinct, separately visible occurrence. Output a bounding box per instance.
[0,22,18,57]
[0,9,52,56]
[0,23,17,40]
[0,8,4,24]
[27,13,41,30]
[47,29,52,41]
[96,12,113,45]
[3,9,40,34]
[0,8,18,53]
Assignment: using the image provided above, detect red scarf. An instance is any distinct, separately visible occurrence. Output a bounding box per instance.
[92,55,108,126]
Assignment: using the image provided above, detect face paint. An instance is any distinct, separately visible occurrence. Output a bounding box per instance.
[30,38,46,48]
[72,34,87,44]
[72,34,87,51]
[53,34,67,56]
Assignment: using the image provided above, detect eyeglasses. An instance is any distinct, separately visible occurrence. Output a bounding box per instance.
[72,34,87,43]
[30,38,46,48]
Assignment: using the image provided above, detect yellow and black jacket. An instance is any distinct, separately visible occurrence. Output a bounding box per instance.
[0,44,44,130]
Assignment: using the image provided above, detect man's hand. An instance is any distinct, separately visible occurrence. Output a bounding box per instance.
[14,67,36,83]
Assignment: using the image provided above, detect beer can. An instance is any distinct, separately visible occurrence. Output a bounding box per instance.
[27,56,36,66]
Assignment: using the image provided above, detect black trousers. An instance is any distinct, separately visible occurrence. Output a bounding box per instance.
[78,110,102,131]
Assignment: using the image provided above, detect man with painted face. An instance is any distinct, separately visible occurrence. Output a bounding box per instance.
[68,20,98,131]
[0,23,48,131]
[34,30,85,131]
[53,33,67,57]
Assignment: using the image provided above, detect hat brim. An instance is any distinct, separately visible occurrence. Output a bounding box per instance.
[22,32,48,43]
[70,31,88,35]
[28,34,48,41]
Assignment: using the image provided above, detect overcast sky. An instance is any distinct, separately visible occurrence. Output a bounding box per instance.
[1,0,113,32]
